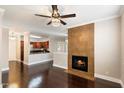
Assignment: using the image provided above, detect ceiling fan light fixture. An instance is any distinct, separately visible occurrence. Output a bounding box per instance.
[35,5,76,26]
[52,18,60,27]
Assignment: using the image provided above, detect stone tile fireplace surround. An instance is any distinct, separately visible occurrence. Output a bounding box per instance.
[68,23,94,81]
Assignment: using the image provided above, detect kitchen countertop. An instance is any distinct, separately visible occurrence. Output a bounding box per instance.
[30,52,50,55]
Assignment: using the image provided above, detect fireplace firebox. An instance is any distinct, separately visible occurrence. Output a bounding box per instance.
[72,55,88,72]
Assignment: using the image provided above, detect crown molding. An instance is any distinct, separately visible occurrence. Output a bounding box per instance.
[68,15,120,29]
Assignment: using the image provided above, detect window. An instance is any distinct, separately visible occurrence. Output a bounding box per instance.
[56,41,65,52]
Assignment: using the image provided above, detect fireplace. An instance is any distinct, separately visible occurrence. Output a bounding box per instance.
[72,55,88,72]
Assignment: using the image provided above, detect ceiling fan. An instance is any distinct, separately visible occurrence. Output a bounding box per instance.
[35,5,76,26]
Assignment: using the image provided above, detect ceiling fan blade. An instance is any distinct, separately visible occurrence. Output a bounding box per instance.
[60,14,76,18]
[52,5,58,11]
[47,21,52,25]
[60,20,67,25]
[35,14,51,18]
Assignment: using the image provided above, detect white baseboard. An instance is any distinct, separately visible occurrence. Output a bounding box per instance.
[53,65,121,85]
[53,64,67,69]
[52,65,124,88]
[95,73,122,85]
[120,81,124,88]
[0,84,2,88]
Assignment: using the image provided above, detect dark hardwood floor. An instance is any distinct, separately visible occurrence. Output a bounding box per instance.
[2,61,121,88]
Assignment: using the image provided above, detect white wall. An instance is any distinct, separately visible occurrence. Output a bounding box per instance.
[0,8,4,85]
[95,17,121,79]
[49,37,66,53]
[49,36,67,68]
[16,34,21,61]
[0,25,2,85]
[24,32,30,65]
[2,29,19,69]
[9,38,17,60]
[1,28,9,69]
[53,52,67,69]
[121,13,124,86]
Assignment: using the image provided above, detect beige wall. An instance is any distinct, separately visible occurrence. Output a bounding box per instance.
[1,28,9,69]
[121,13,124,86]
[0,8,5,85]
[0,27,2,85]
[95,17,121,79]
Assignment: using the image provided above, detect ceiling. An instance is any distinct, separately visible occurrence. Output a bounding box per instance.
[0,5,121,36]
